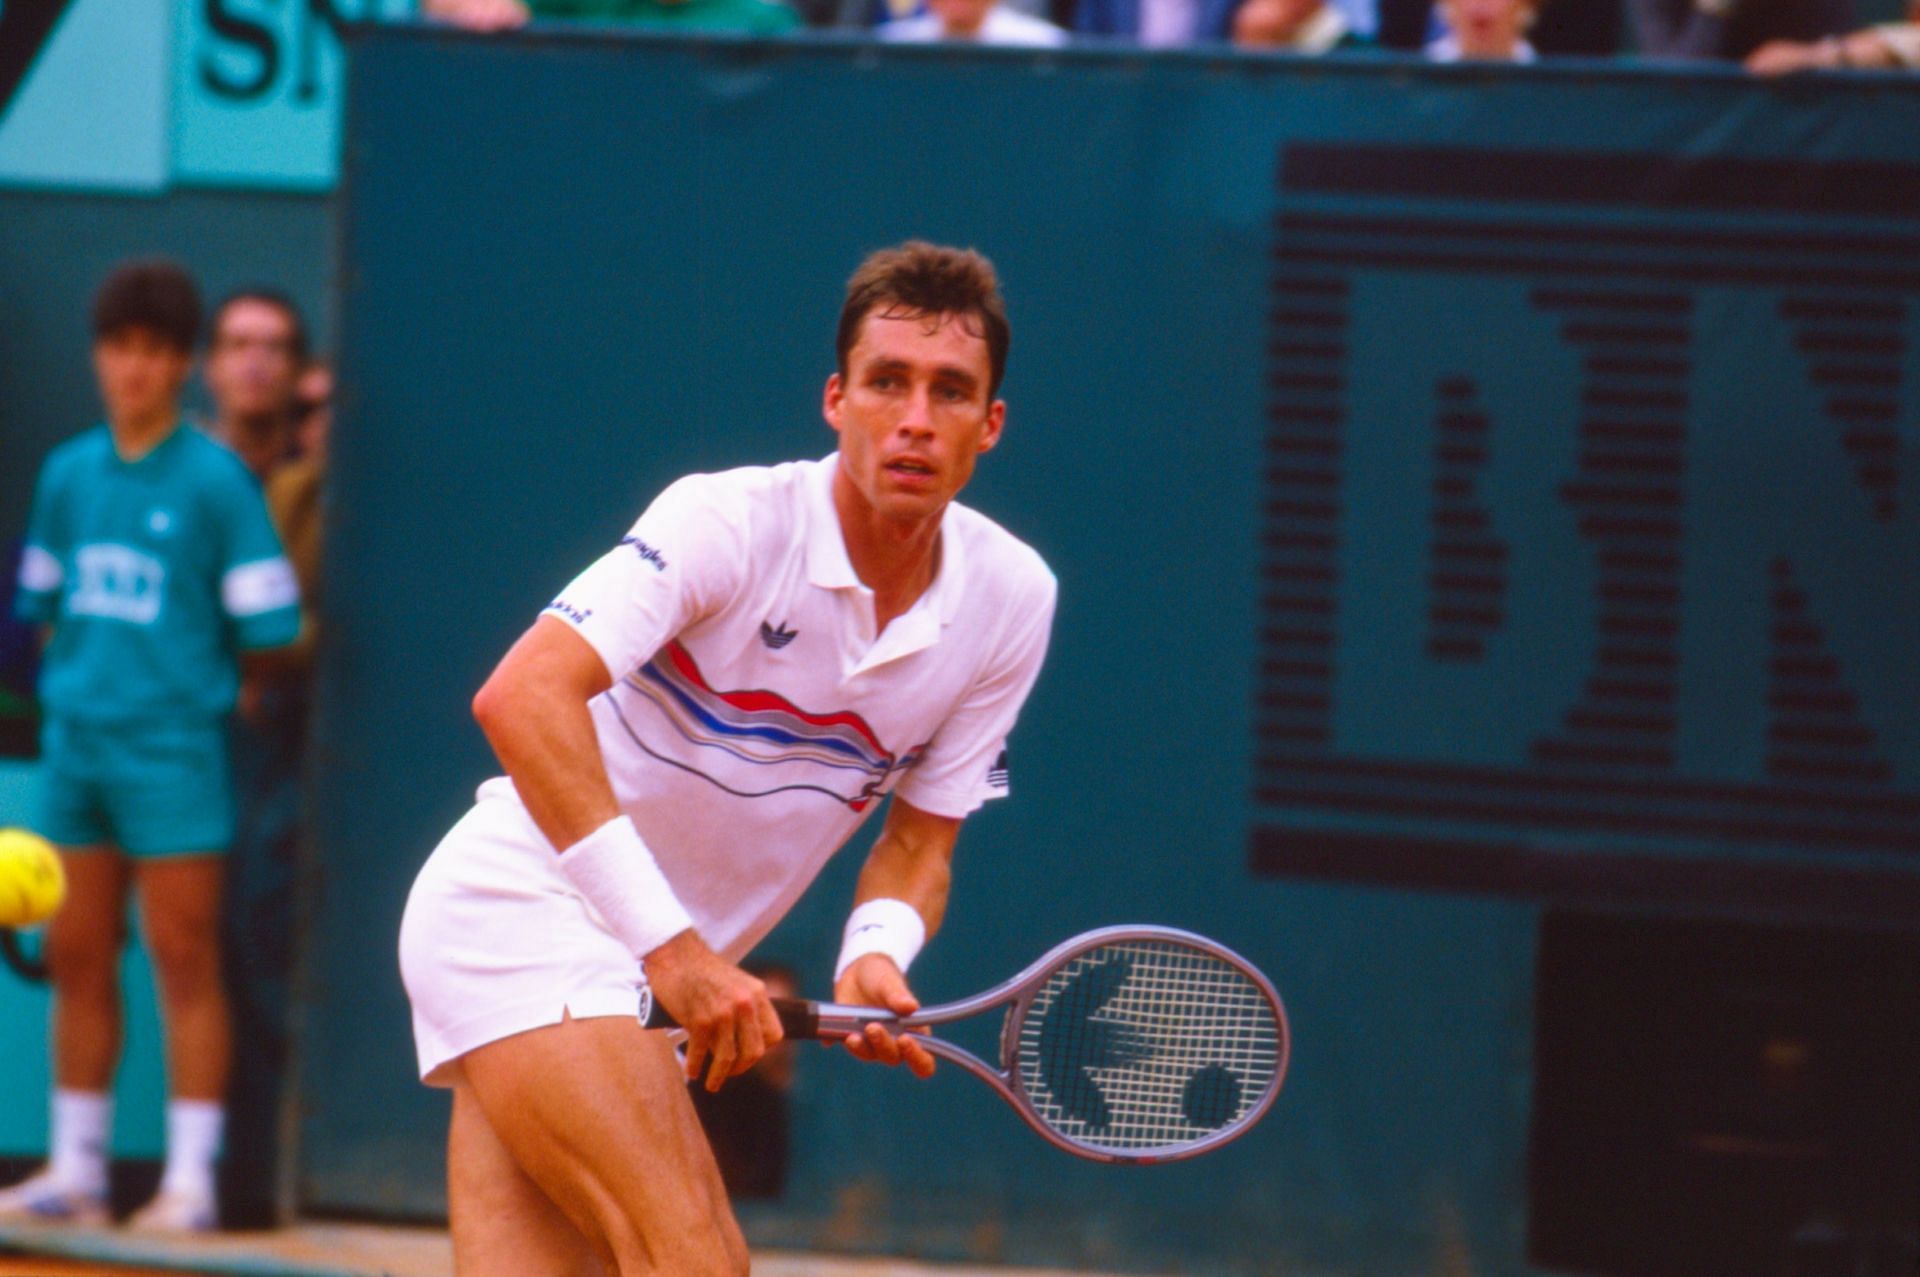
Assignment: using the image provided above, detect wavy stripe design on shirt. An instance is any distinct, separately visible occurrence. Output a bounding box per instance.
[617,641,927,810]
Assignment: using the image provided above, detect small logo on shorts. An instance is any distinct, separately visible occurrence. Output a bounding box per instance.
[760,620,798,650]
[988,749,1010,789]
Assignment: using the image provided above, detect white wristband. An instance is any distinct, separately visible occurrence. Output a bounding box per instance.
[834,898,927,982]
[555,816,694,960]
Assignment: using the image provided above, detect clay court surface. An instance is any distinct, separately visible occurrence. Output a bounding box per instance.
[0,1222,1128,1277]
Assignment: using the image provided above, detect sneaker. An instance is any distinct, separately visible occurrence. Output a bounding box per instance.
[0,1169,111,1226]
[124,1184,217,1233]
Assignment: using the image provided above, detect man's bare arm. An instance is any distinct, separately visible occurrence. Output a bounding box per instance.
[831,798,962,1078]
[471,615,620,848]
[471,615,782,1088]
[849,797,960,933]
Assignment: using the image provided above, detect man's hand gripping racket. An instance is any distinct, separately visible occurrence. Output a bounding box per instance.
[645,925,1290,1164]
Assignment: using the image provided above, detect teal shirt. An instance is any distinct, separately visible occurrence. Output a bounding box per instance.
[15,424,302,726]
[531,0,802,33]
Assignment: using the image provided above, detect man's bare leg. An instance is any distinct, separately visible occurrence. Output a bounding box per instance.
[135,856,229,1102]
[456,1015,748,1277]
[449,1078,606,1277]
[47,846,131,1091]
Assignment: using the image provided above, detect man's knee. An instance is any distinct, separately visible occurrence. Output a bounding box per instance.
[143,919,221,996]
[721,1223,751,1277]
[44,923,122,995]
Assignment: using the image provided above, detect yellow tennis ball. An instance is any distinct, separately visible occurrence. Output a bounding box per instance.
[0,828,65,929]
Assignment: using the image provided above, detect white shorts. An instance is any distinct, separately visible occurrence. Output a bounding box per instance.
[398,792,648,1086]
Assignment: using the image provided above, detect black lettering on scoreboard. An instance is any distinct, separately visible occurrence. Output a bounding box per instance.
[1251,143,1920,923]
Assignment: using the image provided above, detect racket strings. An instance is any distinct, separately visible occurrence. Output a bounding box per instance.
[1014,940,1283,1152]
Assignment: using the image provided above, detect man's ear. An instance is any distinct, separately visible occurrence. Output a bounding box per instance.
[977,399,1006,453]
[823,372,846,434]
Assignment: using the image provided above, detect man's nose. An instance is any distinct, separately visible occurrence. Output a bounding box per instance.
[897,386,934,434]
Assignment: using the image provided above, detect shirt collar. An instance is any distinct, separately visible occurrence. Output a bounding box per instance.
[107,419,187,468]
[805,453,862,591]
[805,451,969,627]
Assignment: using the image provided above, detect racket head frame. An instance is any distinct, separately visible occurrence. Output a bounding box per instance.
[812,924,1290,1165]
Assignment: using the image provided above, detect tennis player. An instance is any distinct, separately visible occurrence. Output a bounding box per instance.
[399,241,1056,1274]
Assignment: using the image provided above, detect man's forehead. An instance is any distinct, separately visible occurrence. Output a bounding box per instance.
[217,299,294,336]
[850,310,991,368]
[100,325,185,350]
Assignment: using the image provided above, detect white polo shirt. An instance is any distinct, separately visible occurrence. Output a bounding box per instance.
[479,453,1056,961]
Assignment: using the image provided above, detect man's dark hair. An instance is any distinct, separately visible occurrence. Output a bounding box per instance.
[211,287,310,363]
[836,241,1011,398]
[91,259,202,353]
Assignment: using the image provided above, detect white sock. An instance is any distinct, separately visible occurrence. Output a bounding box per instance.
[47,1089,111,1195]
[159,1100,224,1198]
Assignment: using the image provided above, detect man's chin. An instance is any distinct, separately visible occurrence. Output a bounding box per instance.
[874,492,950,526]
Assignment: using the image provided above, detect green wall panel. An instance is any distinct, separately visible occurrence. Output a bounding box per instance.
[307,28,1920,1273]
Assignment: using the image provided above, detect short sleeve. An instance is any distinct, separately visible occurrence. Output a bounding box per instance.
[894,568,1057,819]
[215,466,302,650]
[15,453,68,625]
[541,476,748,683]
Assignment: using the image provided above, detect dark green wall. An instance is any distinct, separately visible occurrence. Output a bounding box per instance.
[307,29,1918,1277]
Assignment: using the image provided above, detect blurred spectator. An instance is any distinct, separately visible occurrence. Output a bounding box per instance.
[204,295,322,1229]
[1380,0,1618,55]
[1746,0,1918,67]
[1629,0,1853,59]
[1427,0,1538,57]
[271,361,331,610]
[0,260,300,1233]
[425,0,802,33]
[864,0,1063,30]
[688,961,797,1199]
[204,290,307,483]
[1233,0,1370,50]
[1073,0,1241,44]
[424,0,533,25]
[882,0,1070,41]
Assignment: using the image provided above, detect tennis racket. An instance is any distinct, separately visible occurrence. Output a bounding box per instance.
[644,924,1289,1164]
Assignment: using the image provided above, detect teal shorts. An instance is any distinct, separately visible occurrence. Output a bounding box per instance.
[37,717,233,857]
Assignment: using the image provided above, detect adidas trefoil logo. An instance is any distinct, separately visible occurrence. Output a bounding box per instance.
[760,619,798,650]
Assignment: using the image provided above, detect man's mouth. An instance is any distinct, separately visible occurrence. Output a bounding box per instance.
[885,458,936,478]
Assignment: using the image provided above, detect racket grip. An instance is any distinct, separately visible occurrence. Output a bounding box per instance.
[642,994,822,1040]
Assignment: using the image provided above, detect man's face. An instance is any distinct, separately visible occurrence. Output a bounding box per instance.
[93,327,194,426]
[824,308,1005,528]
[205,298,301,421]
[928,0,996,33]
[1443,0,1531,55]
[1232,0,1323,44]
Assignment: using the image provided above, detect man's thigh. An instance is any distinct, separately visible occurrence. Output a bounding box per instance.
[449,1081,605,1277]
[459,1015,747,1276]
[134,855,225,960]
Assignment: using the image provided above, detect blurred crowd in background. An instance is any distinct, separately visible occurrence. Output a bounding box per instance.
[423,0,1920,72]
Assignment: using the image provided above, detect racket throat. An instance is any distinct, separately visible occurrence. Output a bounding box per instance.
[803,1002,910,1039]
